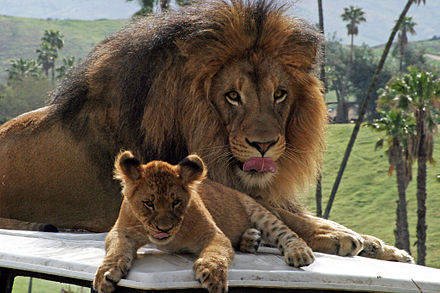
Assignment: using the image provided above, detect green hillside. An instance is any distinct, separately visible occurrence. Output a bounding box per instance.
[410,38,440,56]
[305,124,440,268]
[0,16,128,80]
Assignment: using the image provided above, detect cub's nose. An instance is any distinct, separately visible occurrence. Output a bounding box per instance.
[245,138,279,157]
[156,224,173,233]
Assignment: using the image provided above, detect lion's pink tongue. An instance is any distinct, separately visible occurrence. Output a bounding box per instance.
[153,233,170,239]
[243,157,278,173]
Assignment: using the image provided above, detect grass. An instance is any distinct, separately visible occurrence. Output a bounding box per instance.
[12,277,89,293]
[0,16,128,81]
[305,124,440,268]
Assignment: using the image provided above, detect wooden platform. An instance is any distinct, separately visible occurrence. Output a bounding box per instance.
[0,229,439,293]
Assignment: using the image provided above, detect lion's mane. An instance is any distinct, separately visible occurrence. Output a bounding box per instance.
[50,0,327,209]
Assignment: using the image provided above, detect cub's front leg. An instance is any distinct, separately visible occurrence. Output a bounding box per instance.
[94,227,148,293]
[193,232,234,293]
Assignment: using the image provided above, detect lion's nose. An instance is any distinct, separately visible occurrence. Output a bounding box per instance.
[245,138,279,157]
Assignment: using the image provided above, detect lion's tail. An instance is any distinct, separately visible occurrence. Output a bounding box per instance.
[0,217,58,232]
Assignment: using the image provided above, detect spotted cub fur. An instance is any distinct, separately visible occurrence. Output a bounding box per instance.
[94,152,314,293]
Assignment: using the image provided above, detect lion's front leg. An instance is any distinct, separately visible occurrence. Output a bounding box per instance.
[273,208,364,257]
[94,227,148,293]
[273,208,414,263]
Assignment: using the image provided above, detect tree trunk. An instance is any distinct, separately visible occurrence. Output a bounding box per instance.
[399,29,407,72]
[324,0,415,219]
[51,65,55,85]
[416,109,427,265]
[335,96,347,123]
[399,47,404,72]
[28,277,32,293]
[160,0,169,11]
[315,0,325,217]
[392,137,411,253]
[315,173,322,217]
[336,33,354,124]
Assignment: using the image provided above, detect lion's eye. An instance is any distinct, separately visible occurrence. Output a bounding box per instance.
[274,89,287,104]
[143,200,154,209]
[225,91,241,106]
[172,199,182,208]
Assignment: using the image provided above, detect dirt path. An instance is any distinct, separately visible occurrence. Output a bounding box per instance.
[424,53,440,61]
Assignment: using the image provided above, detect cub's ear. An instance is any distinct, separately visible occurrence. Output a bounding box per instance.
[177,154,207,185]
[114,150,142,182]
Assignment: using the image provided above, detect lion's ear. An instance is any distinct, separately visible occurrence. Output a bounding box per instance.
[177,154,207,185]
[114,150,142,182]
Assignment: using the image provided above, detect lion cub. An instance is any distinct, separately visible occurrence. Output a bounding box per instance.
[94,152,314,293]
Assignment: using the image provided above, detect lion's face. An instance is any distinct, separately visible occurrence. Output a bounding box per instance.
[114,152,206,245]
[210,59,294,189]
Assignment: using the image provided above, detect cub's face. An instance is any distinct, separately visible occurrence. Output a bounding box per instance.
[209,59,295,188]
[114,152,206,245]
[127,165,190,245]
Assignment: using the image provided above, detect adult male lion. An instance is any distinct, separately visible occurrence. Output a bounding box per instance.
[0,0,411,262]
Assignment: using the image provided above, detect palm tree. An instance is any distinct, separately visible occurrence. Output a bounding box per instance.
[41,30,64,51]
[397,17,417,72]
[56,56,77,79]
[364,109,415,253]
[127,0,192,15]
[127,0,154,15]
[37,42,58,79]
[341,6,366,57]
[6,58,41,83]
[324,0,427,220]
[379,67,440,265]
[37,30,64,82]
[336,6,366,123]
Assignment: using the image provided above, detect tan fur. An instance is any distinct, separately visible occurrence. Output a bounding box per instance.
[94,152,314,293]
[0,0,412,263]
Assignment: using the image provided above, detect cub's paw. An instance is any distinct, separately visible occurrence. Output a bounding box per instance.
[93,259,131,293]
[239,228,261,253]
[360,234,414,263]
[194,257,228,293]
[283,239,315,268]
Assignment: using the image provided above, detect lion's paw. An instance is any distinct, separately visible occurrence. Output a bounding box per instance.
[239,228,261,253]
[194,257,228,293]
[310,229,364,257]
[283,239,315,268]
[391,248,415,263]
[359,234,414,263]
[336,232,364,256]
[93,259,131,293]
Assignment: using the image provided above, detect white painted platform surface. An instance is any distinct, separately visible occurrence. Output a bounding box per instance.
[0,229,439,292]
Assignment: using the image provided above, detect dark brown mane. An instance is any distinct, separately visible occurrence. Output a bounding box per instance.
[48,0,325,202]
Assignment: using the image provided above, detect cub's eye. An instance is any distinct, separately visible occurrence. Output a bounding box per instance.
[274,89,287,104]
[225,91,241,106]
[172,199,182,208]
[143,200,154,209]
